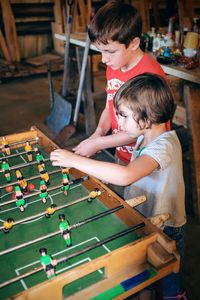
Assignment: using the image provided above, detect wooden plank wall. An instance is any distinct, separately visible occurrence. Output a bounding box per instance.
[0,0,93,59]
[0,0,54,60]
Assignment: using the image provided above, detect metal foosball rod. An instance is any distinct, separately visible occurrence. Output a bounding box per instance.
[0,158,50,173]
[0,142,55,161]
[0,169,61,190]
[0,150,31,161]
[0,191,90,232]
[0,195,146,254]
[0,175,89,207]
[0,168,79,190]
[0,222,145,288]
[0,205,123,256]
[0,187,99,231]
[0,137,39,150]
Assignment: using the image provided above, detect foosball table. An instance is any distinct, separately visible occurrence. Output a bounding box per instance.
[0,126,179,300]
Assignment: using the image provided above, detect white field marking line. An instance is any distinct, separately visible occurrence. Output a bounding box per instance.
[21,193,54,225]
[15,149,28,164]
[15,269,27,290]
[0,191,54,223]
[56,257,93,274]
[15,237,109,289]
[16,258,94,290]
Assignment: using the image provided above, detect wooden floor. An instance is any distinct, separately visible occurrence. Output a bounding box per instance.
[0,70,200,299]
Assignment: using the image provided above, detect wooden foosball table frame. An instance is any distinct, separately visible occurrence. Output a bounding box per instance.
[0,126,179,300]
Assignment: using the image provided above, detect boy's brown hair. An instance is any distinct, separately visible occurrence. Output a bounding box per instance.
[88,0,142,47]
[114,73,175,129]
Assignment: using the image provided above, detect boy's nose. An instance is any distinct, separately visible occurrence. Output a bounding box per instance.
[101,53,109,64]
[117,117,124,131]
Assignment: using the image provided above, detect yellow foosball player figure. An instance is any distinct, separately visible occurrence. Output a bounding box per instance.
[58,214,72,247]
[39,180,48,203]
[88,188,101,203]
[38,162,50,186]
[40,169,50,186]
[15,185,26,212]
[15,169,23,180]
[25,141,33,162]
[45,204,57,218]
[2,137,11,156]
[1,159,11,183]
[3,218,14,233]
[19,178,28,194]
[39,248,57,279]
[37,162,46,174]
[16,169,28,194]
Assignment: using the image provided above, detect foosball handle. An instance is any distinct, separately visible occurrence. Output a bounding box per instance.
[148,213,170,228]
[125,195,146,208]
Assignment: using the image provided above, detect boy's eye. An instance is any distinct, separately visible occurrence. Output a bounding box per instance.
[118,112,127,118]
[104,49,116,54]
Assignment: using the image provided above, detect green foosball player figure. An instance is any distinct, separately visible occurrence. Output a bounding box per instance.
[39,248,56,279]
[35,149,45,165]
[39,179,48,203]
[1,159,11,183]
[58,214,72,247]
[15,185,25,212]
[61,168,70,196]
[61,172,70,196]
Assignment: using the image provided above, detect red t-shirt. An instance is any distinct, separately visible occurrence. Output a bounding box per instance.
[106,53,168,164]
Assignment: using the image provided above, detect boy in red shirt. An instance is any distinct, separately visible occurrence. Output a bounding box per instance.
[73,1,167,164]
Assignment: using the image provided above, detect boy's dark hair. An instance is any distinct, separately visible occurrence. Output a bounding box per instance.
[88,0,142,47]
[114,73,175,129]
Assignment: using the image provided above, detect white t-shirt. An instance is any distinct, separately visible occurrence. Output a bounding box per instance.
[124,131,186,227]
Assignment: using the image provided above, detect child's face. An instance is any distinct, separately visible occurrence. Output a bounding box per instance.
[117,103,143,138]
[95,40,137,71]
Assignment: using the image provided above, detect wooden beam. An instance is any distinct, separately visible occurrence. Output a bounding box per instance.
[0,0,20,62]
[0,27,12,62]
[184,84,200,220]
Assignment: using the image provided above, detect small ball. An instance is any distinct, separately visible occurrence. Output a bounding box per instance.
[6,185,13,193]
[28,183,35,191]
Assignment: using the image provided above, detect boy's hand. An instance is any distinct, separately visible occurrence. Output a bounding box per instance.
[73,137,100,157]
[50,149,75,168]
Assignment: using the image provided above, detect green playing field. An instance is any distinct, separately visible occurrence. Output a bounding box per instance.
[0,145,140,299]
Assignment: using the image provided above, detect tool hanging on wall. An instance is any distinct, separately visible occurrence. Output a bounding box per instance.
[46,0,73,134]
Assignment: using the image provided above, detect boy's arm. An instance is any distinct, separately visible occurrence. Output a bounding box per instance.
[74,131,135,157]
[73,106,135,157]
[50,149,158,186]
[72,107,111,157]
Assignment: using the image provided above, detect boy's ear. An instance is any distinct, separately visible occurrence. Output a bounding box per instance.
[129,37,140,50]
